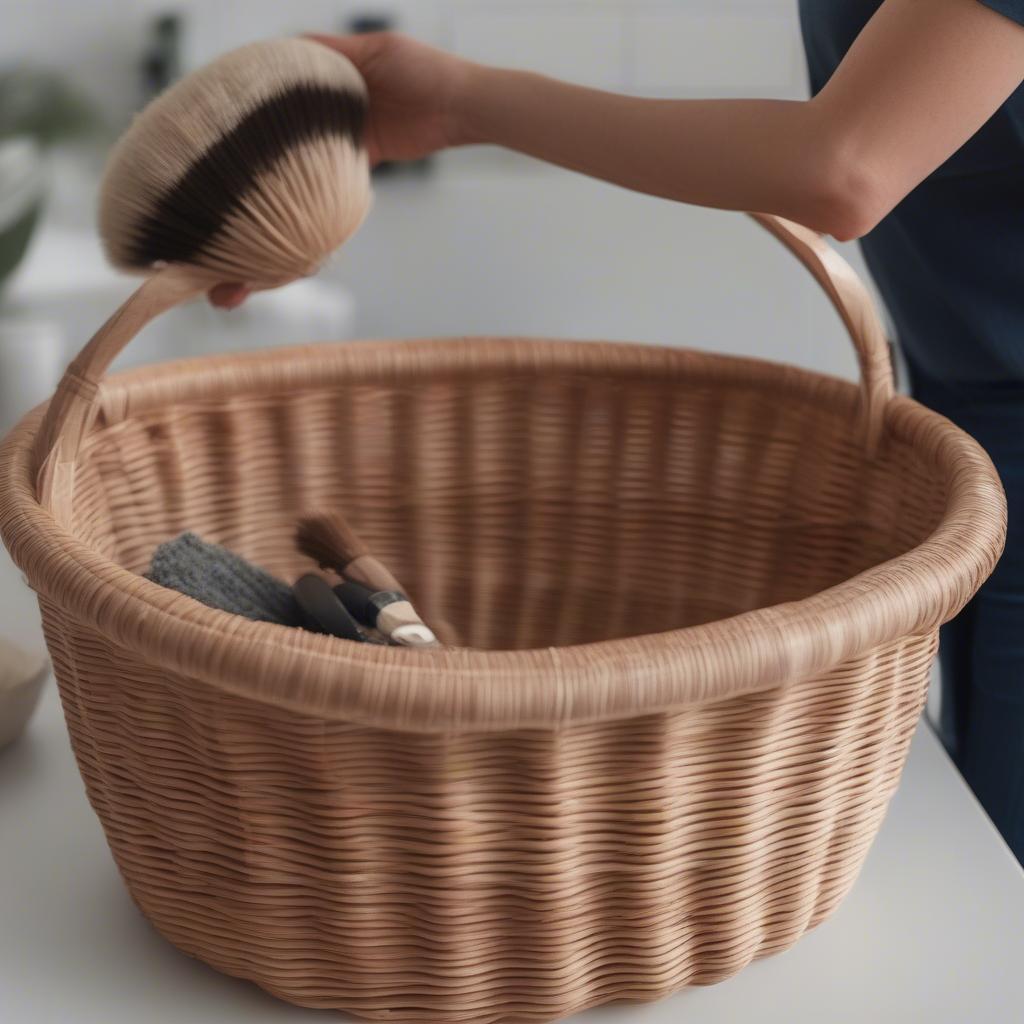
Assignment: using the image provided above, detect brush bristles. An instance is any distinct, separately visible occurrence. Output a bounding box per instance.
[295,513,370,572]
[99,38,371,287]
[296,513,407,594]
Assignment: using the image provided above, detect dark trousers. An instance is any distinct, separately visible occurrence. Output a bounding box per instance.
[907,354,1024,863]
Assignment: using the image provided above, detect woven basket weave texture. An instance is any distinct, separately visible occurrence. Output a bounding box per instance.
[0,215,1006,1023]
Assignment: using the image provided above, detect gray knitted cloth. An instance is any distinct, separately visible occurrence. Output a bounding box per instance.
[146,532,303,626]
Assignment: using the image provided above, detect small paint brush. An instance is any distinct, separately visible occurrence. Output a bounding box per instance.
[295,512,405,593]
[295,511,440,647]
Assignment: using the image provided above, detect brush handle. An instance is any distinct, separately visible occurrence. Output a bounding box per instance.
[343,554,407,595]
[32,266,206,516]
[750,212,893,452]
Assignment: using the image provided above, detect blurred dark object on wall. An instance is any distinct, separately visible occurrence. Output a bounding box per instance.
[141,13,183,100]
[349,12,393,35]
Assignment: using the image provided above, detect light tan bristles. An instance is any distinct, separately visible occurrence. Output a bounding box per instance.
[97,37,371,290]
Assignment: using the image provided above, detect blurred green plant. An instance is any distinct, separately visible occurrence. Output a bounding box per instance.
[0,67,103,147]
[0,68,102,294]
[0,198,41,286]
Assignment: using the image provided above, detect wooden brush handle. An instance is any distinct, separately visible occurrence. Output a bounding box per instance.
[31,214,892,513]
[750,212,893,451]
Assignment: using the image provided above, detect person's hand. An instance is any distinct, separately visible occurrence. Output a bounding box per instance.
[309,31,475,165]
[210,33,474,309]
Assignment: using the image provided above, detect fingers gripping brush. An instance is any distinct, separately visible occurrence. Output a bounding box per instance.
[33,38,371,511]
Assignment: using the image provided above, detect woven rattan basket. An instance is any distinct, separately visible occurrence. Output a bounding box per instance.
[0,214,1006,1023]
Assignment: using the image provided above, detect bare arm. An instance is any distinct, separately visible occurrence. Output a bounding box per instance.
[214,1,1024,305]
[454,0,1024,240]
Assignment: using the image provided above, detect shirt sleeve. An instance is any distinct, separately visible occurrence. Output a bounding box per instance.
[978,0,1024,27]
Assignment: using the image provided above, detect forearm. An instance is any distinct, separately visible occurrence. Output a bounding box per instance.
[458,67,854,236]
[455,0,1024,242]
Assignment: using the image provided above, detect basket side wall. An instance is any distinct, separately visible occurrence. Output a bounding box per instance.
[41,593,936,1024]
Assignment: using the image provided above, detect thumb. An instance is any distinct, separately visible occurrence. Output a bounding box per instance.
[208,283,251,310]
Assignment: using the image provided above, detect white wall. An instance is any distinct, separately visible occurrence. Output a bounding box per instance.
[1,0,808,130]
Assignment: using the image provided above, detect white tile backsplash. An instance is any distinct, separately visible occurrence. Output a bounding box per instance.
[331,162,863,388]
[179,2,447,73]
[1,1,812,129]
[632,11,804,97]
[451,10,625,89]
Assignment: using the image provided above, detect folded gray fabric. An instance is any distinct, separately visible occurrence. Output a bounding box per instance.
[146,532,303,626]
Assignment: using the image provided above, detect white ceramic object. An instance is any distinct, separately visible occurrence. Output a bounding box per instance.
[0,638,48,750]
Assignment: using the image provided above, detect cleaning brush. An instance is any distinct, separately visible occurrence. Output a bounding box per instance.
[34,36,371,495]
[99,37,370,286]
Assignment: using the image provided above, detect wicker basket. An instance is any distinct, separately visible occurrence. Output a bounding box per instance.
[0,214,1005,1023]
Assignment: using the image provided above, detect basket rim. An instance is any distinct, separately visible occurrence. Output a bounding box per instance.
[0,337,1007,732]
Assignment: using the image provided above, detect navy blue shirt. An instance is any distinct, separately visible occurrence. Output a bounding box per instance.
[798,0,1024,386]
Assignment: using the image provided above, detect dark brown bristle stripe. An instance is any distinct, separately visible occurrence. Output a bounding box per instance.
[125,83,366,267]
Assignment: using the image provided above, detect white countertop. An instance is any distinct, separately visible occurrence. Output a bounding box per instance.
[0,157,1019,1022]
[2,675,1023,1024]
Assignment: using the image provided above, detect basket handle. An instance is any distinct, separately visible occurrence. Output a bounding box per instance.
[31,213,893,513]
[32,265,206,514]
[750,212,893,450]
